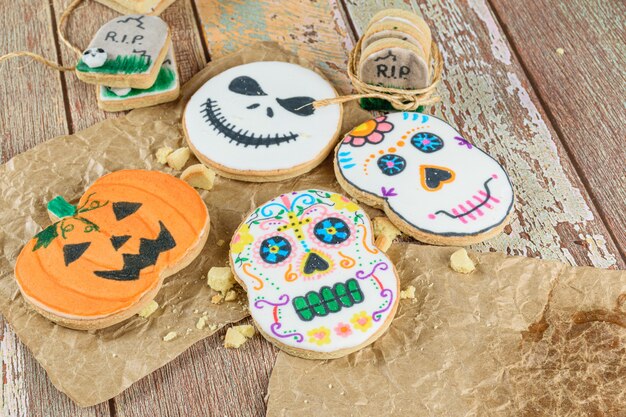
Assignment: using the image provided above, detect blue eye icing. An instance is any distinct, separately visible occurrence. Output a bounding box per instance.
[259,236,292,264]
[377,154,406,176]
[313,218,350,244]
[411,132,444,153]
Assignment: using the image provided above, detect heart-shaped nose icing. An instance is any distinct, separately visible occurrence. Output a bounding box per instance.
[420,165,455,191]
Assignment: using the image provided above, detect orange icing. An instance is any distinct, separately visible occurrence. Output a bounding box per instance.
[14,170,208,318]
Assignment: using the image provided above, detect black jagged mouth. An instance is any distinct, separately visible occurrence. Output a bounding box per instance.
[200,98,299,148]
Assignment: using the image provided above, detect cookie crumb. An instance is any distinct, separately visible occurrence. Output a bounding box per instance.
[450,248,476,274]
[196,317,207,330]
[235,324,255,338]
[211,294,224,304]
[137,300,159,318]
[223,325,256,348]
[193,309,199,314]
[556,47,565,55]
[373,217,401,252]
[163,331,177,342]
[207,266,236,295]
[217,239,225,247]
[155,146,173,164]
[400,285,416,300]
[180,164,216,190]
[304,400,309,404]
[224,289,238,302]
[328,384,333,389]
[166,147,191,170]
[209,324,217,331]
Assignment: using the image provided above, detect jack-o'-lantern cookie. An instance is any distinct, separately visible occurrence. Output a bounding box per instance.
[14,170,209,330]
[76,15,170,89]
[230,190,400,359]
[334,112,514,246]
[183,61,342,182]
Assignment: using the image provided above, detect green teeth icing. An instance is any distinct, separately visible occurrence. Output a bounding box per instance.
[77,54,152,74]
[101,67,176,99]
[292,278,364,322]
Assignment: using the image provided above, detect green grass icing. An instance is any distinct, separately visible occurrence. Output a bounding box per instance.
[101,67,176,99]
[77,54,152,74]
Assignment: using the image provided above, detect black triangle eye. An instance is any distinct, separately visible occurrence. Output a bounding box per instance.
[112,202,142,221]
[276,97,315,116]
[63,242,91,266]
[110,235,131,251]
[228,76,267,96]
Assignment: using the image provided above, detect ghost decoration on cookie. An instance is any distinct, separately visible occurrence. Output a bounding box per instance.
[183,61,342,181]
[82,47,107,68]
[335,112,514,245]
[230,190,399,359]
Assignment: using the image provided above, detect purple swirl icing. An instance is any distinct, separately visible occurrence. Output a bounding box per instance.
[254,294,290,309]
[270,322,304,343]
[355,262,389,280]
[372,289,394,322]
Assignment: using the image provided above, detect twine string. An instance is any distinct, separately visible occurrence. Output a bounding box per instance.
[313,36,443,110]
[0,0,83,72]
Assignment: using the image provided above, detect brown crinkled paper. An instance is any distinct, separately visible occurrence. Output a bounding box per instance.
[0,42,369,407]
[267,245,626,416]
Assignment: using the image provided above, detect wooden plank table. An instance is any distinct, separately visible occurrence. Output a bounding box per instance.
[1,0,624,415]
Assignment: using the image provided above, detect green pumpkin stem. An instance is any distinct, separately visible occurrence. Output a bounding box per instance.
[47,196,76,219]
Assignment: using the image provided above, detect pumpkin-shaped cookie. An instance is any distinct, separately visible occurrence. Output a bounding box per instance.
[14,170,210,330]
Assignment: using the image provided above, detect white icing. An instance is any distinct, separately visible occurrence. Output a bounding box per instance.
[98,46,178,101]
[82,48,107,68]
[229,190,399,354]
[183,62,341,173]
[336,112,514,237]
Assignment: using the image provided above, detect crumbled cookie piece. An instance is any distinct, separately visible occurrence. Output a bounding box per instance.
[217,239,225,247]
[180,164,216,190]
[196,317,207,330]
[224,289,238,302]
[137,300,159,318]
[224,327,248,348]
[556,47,565,55]
[207,266,236,295]
[400,285,416,300]
[373,216,401,252]
[166,147,191,170]
[450,248,476,274]
[163,331,177,341]
[155,146,173,164]
[211,294,224,304]
[224,324,256,348]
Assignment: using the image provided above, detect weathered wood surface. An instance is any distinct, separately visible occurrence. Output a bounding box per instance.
[0,0,624,416]
[490,0,626,259]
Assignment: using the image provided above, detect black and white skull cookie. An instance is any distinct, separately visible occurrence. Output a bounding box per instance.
[183,61,342,182]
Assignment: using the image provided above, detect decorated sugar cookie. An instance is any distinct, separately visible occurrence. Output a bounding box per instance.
[97,44,180,112]
[366,8,432,46]
[76,15,170,89]
[334,112,514,245]
[183,61,342,182]
[361,20,430,61]
[14,170,209,330]
[230,190,400,359]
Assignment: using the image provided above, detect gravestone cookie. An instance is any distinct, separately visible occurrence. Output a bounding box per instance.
[229,190,400,359]
[97,44,180,112]
[95,0,176,15]
[183,61,342,182]
[334,112,514,246]
[362,20,430,62]
[359,39,429,89]
[366,8,432,47]
[76,15,170,89]
[14,170,210,330]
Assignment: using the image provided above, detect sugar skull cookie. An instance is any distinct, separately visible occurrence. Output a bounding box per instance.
[230,190,399,359]
[183,61,342,182]
[334,112,514,245]
[14,170,209,330]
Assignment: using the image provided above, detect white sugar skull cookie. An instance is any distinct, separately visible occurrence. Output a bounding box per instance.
[334,112,514,245]
[183,61,342,182]
[230,190,399,359]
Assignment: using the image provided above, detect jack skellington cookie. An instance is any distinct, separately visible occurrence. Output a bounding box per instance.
[334,112,514,245]
[230,190,399,359]
[183,61,342,182]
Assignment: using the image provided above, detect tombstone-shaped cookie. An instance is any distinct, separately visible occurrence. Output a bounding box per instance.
[97,43,180,112]
[361,20,430,63]
[334,112,515,245]
[183,61,342,182]
[365,8,432,49]
[76,15,170,89]
[230,190,400,359]
[95,0,176,15]
[14,170,209,330]
[359,39,429,90]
